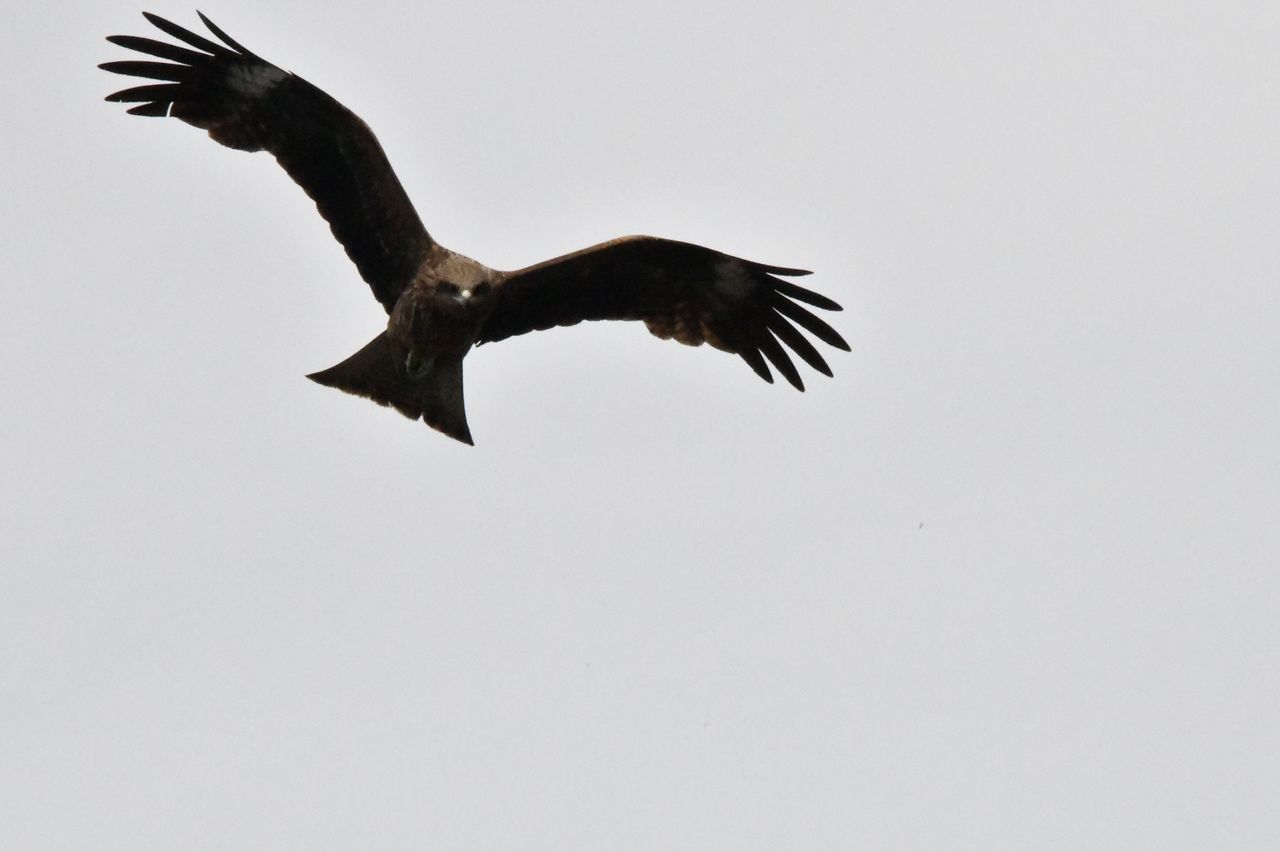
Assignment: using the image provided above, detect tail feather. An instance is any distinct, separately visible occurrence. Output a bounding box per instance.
[414,355,472,446]
[306,332,474,445]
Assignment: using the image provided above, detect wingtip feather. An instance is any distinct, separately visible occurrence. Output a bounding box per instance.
[125,101,170,116]
[739,348,774,385]
[142,10,227,55]
[196,10,251,54]
[105,83,180,103]
[774,278,843,311]
[773,297,851,351]
[749,259,812,277]
[767,314,833,377]
[759,333,805,391]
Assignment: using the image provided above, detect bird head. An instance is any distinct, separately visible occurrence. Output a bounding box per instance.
[389,279,493,379]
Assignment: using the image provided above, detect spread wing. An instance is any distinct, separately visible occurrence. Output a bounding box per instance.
[101,12,432,312]
[480,236,849,389]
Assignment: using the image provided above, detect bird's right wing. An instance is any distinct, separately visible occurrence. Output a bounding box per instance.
[101,12,433,313]
[480,236,848,389]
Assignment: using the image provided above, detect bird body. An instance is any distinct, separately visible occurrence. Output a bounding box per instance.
[102,13,849,444]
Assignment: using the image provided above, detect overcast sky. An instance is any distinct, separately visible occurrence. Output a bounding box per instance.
[3,1,1279,848]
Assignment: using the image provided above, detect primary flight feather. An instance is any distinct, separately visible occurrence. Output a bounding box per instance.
[102,12,849,445]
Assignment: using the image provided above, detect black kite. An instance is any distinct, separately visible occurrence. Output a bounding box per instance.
[102,12,849,445]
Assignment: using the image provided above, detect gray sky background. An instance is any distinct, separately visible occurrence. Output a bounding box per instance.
[3,1,1278,848]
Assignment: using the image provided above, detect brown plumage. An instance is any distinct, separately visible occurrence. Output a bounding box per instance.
[102,12,850,445]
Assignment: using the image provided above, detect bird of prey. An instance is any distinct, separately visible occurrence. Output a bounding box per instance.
[102,12,849,445]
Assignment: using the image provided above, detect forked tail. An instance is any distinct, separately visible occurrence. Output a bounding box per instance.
[306,333,473,445]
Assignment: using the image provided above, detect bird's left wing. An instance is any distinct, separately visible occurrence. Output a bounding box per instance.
[479,236,849,389]
[101,13,433,312]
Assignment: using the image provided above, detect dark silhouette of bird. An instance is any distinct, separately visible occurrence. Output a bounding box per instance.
[102,12,849,444]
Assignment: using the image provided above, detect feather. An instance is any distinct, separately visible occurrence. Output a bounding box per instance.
[105,83,181,103]
[767,313,832,377]
[142,12,233,57]
[98,60,189,81]
[196,12,255,55]
[772,296,850,351]
[125,101,170,116]
[106,34,209,64]
[739,348,774,384]
[751,261,812,277]
[758,330,804,391]
[772,277,843,311]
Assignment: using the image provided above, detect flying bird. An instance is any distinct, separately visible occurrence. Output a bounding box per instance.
[101,12,849,445]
